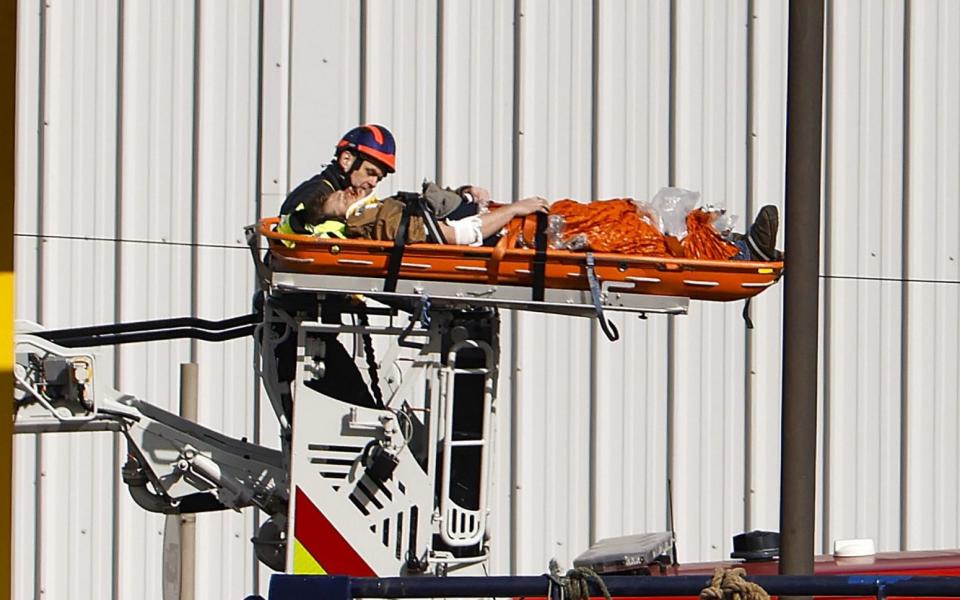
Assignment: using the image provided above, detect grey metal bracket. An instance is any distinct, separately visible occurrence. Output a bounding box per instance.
[269,272,689,318]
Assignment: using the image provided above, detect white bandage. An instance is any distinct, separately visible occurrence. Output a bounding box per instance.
[447,216,483,246]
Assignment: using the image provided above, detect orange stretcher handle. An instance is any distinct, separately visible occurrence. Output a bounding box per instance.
[487,216,526,284]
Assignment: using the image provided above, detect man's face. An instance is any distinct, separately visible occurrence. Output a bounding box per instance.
[339,151,385,195]
[349,159,385,194]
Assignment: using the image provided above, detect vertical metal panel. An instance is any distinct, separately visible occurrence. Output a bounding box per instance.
[439,0,514,201]
[13,0,40,321]
[592,0,673,543]
[903,0,960,551]
[490,307,518,573]
[259,0,289,217]
[670,0,750,562]
[822,0,905,552]
[744,0,786,536]
[13,2,43,599]
[192,1,260,598]
[32,1,120,599]
[257,3,288,592]
[287,0,361,191]
[513,0,594,573]
[437,0,517,575]
[364,0,438,196]
[115,2,196,598]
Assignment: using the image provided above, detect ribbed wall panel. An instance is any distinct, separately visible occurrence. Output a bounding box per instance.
[192,4,261,597]
[364,0,438,195]
[822,0,907,552]
[438,0,514,200]
[435,0,517,576]
[30,1,120,599]
[255,7,287,591]
[591,0,672,550]
[115,2,195,598]
[670,0,751,561]
[286,0,361,194]
[744,0,787,536]
[13,2,42,599]
[512,0,594,573]
[903,0,960,550]
[12,0,960,597]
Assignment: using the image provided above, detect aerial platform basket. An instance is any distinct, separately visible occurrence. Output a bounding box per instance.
[251,215,783,322]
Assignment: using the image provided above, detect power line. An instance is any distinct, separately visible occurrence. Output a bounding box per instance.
[14,231,249,251]
[13,231,960,287]
[819,273,960,286]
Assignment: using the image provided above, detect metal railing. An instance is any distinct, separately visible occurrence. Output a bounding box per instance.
[265,574,960,600]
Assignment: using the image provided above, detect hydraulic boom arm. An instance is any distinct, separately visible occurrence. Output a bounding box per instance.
[13,321,288,519]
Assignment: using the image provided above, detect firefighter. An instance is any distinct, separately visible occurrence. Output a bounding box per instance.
[277,124,398,240]
[273,125,404,409]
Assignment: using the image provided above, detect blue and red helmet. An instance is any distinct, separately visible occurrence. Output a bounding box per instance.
[337,124,396,174]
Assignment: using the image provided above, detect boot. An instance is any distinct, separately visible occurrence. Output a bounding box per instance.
[747,205,779,261]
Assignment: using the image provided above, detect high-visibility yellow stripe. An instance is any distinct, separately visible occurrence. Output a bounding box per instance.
[0,271,12,371]
[293,538,327,574]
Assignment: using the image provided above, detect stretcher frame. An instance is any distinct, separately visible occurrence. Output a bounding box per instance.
[249,213,782,323]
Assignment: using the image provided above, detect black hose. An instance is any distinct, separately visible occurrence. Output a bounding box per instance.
[36,313,259,341]
[49,325,256,347]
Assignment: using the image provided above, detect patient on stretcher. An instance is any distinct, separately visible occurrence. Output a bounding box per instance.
[295,180,547,246]
[293,183,781,262]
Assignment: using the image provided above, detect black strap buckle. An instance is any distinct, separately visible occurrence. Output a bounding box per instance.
[585,252,620,342]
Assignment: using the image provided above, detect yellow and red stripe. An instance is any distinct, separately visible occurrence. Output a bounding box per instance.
[293,486,376,576]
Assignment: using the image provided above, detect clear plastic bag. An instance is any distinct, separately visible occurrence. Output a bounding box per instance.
[698,202,738,240]
[634,199,662,230]
[545,214,590,250]
[650,187,700,239]
[563,233,589,251]
[547,214,566,249]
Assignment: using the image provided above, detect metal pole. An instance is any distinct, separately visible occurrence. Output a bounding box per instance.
[0,2,16,599]
[179,363,199,600]
[779,0,825,586]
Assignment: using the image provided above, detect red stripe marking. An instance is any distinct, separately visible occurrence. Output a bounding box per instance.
[364,124,385,144]
[355,145,396,171]
[294,486,376,576]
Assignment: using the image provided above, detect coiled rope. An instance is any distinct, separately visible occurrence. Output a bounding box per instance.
[699,568,769,600]
[547,561,612,600]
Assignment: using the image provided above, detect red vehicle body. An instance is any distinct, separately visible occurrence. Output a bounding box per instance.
[644,549,960,600]
[521,547,960,600]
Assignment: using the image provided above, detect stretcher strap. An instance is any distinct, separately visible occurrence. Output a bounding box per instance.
[585,252,620,342]
[384,192,420,293]
[532,212,548,301]
[398,295,431,350]
[422,203,447,244]
[742,297,754,329]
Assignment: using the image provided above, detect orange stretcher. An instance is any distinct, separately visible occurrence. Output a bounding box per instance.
[254,216,783,303]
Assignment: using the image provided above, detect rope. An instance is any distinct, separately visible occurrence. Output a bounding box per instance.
[546,561,612,600]
[699,568,769,600]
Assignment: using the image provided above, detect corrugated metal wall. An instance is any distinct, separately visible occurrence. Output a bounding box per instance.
[11,0,960,598]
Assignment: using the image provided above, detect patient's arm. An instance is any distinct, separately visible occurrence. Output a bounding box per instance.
[438,196,549,244]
